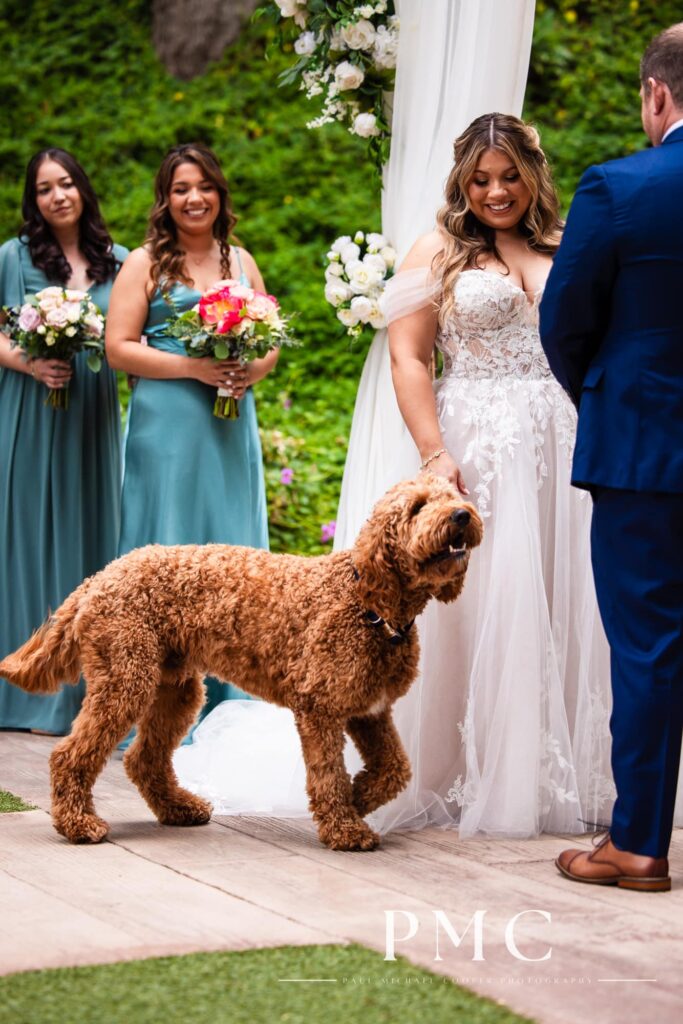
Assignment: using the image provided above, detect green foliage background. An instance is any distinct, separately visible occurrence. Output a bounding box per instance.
[0,0,678,552]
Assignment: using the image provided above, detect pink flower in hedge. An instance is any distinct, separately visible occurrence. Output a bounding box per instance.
[321,520,336,543]
[18,304,41,332]
[280,467,294,485]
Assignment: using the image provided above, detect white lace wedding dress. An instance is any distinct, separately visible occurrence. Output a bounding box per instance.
[175,266,680,837]
[374,267,613,836]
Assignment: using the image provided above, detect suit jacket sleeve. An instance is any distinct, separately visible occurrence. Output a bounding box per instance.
[539,165,618,406]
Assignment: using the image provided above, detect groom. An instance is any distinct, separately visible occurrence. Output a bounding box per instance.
[540,24,683,892]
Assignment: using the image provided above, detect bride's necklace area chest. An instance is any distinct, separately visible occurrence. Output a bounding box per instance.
[477,253,551,298]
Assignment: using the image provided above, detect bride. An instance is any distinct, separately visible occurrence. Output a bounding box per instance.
[175,113,623,837]
[377,112,612,836]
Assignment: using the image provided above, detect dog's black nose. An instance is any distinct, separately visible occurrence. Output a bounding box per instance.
[451,509,471,527]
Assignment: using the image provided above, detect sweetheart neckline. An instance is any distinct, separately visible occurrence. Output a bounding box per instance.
[462,268,545,305]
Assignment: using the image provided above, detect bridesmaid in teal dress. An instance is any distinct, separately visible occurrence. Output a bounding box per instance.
[106,143,274,739]
[0,148,127,733]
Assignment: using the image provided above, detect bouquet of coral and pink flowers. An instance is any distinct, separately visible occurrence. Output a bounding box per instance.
[3,286,105,410]
[165,279,298,419]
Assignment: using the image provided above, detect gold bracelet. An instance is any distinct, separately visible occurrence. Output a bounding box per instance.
[420,447,447,470]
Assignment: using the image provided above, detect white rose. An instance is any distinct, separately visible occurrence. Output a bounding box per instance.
[363,253,387,275]
[325,263,345,279]
[350,295,373,321]
[62,301,82,323]
[366,231,387,250]
[341,18,376,51]
[351,112,380,138]
[337,307,360,327]
[380,245,396,267]
[37,287,63,313]
[348,263,382,294]
[325,281,353,307]
[369,305,386,329]
[65,326,77,337]
[340,242,361,264]
[374,0,388,12]
[275,0,299,16]
[294,31,317,55]
[37,324,46,334]
[333,60,365,92]
[331,235,353,254]
[64,288,86,301]
[357,5,375,19]
[372,24,399,70]
[84,313,104,338]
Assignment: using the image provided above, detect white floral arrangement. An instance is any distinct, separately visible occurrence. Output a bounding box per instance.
[264,1,398,171]
[324,230,396,339]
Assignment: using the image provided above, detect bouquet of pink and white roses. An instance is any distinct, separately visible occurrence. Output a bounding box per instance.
[3,287,105,410]
[165,279,298,419]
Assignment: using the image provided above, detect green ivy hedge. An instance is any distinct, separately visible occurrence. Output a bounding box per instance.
[0,0,678,552]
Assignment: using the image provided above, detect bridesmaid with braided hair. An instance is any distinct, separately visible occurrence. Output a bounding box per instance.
[106,143,275,728]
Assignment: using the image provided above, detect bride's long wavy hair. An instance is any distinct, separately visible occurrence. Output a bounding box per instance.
[21,148,118,285]
[145,143,237,290]
[434,113,563,324]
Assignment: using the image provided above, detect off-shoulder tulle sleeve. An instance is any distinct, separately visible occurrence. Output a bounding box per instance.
[381,266,441,325]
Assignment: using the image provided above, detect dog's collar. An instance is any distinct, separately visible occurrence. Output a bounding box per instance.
[352,565,415,646]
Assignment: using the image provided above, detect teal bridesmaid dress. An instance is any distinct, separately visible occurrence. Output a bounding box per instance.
[0,236,127,733]
[118,265,268,737]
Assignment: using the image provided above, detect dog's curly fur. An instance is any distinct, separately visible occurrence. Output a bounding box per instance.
[0,476,482,851]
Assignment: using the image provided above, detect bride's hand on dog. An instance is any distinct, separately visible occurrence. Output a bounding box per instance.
[426,451,469,496]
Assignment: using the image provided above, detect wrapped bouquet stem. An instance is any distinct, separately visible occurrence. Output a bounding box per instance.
[214,355,245,420]
[3,286,105,411]
[165,280,298,420]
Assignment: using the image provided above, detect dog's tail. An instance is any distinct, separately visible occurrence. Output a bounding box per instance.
[0,587,84,693]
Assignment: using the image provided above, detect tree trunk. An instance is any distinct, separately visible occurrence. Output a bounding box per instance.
[152,0,262,80]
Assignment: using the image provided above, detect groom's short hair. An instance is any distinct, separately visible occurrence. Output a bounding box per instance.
[641,23,683,107]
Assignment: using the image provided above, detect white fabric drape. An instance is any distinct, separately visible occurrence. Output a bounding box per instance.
[174,0,541,824]
[334,0,536,550]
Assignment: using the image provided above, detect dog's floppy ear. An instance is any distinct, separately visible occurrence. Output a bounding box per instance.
[353,500,403,617]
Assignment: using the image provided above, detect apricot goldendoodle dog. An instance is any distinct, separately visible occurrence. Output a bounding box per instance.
[1,475,482,851]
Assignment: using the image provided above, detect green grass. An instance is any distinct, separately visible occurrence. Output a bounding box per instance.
[0,789,34,812]
[0,944,535,1024]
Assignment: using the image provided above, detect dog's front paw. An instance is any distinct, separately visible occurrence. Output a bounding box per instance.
[157,795,212,827]
[352,766,411,817]
[319,818,380,852]
[54,812,109,844]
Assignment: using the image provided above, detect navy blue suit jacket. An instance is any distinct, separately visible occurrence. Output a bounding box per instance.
[539,125,683,492]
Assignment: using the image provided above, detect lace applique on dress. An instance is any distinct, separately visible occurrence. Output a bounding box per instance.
[436,270,576,517]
